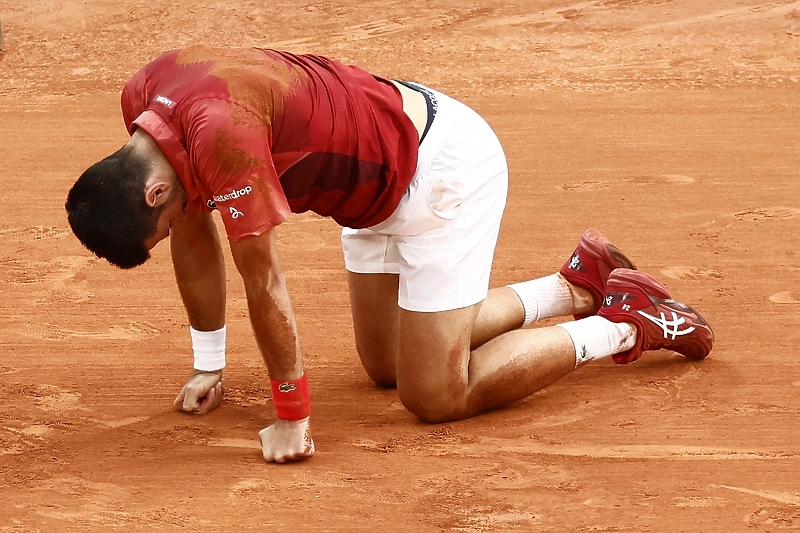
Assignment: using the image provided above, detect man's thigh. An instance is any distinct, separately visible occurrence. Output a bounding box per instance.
[347,272,400,386]
[395,302,481,420]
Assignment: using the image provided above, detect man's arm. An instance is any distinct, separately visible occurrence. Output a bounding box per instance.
[170,209,227,414]
[229,228,315,463]
[229,229,300,377]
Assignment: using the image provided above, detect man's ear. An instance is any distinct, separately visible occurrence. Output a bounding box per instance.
[144,180,172,208]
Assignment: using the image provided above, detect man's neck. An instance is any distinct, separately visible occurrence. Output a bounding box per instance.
[128,128,175,178]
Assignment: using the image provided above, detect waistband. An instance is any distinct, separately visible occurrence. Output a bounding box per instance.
[394,80,438,144]
[405,84,456,178]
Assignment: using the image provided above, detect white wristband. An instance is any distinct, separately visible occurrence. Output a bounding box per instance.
[191,326,227,371]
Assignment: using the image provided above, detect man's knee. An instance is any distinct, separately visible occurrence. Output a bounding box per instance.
[397,381,462,424]
[356,344,397,388]
[395,304,481,423]
[363,362,397,389]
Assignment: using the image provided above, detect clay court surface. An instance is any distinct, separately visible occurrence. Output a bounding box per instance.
[1,0,800,531]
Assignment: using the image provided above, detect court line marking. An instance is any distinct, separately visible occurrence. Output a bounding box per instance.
[712,484,800,506]
[207,438,261,450]
[472,439,799,460]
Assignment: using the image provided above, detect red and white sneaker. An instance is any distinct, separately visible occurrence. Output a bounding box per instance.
[598,268,715,364]
[560,228,637,320]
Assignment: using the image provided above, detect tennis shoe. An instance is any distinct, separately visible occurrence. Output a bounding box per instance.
[598,268,714,364]
[560,228,636,319]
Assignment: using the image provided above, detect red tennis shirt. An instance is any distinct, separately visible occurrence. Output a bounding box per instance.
[121,46,419,241]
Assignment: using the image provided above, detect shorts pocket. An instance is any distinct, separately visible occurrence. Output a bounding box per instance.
[427,177,465,220]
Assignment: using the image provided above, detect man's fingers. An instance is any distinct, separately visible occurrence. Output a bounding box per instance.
[195,387,215,414]
[259,425,315,463]
[175,376,223,414]
[287,438,315,461]
[259,427,276,462]
[173,387,188,411]
[274,443,315,463]
[195,383,225,414]
[182,386,202,412]
[281,441,315,462]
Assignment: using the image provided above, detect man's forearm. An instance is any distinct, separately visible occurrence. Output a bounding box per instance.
[170,211,226,330]
[230,230,304,382]
[243,272,304,380]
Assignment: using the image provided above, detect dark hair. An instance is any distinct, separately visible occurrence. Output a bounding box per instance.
[65,145,162,269]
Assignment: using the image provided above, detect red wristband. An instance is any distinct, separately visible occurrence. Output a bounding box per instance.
[270,374,311,420]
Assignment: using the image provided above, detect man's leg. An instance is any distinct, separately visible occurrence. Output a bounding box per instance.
[396,303,580,423]
[348,270,595,386]
[389,244,619,423]
[348,235,713,422]
[470,278,592,349]
[347,228,609,387]
[394,268,715,424]
[347,272,399,387]
[466,228,632,350]
[391,229,704,423]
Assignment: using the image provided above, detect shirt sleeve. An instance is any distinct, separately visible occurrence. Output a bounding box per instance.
[184,98,291,241]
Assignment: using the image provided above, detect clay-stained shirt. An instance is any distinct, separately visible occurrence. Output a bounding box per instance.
[121,45,419,241]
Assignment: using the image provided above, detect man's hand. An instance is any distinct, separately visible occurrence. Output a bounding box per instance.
[174,370,225,414]
[259,417,315,463]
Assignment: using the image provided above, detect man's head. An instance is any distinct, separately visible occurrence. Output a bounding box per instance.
[65,132,186,268]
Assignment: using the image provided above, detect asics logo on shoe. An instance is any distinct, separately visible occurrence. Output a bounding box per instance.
[637,310,696,340]
[567,253,583,271]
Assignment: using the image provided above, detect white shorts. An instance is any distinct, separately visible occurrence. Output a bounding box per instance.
[341,86,508,312]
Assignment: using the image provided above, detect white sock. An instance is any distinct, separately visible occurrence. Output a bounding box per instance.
[508,274,574,326]
[557,316,637,368]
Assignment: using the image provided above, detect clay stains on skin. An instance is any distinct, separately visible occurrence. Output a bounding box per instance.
[250,278,301,374]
